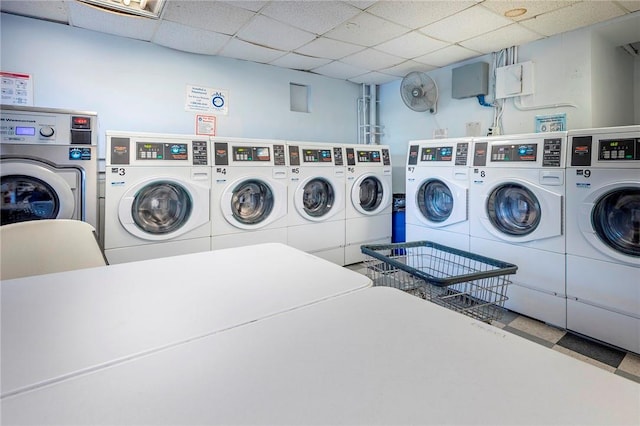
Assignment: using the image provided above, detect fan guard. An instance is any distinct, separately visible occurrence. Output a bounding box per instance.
[400,71,438,114]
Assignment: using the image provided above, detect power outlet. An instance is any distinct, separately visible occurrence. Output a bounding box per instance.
[487,126,501,136]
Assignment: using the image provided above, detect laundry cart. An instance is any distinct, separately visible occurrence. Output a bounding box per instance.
[361,241,517,322]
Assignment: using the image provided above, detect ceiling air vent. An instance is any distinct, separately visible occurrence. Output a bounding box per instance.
[621,41,640,57]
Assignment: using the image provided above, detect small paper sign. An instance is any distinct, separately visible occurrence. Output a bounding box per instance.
[535,113,566,132]
[1,71,33,106]
[195,114,216,136]
[186,85,228,115]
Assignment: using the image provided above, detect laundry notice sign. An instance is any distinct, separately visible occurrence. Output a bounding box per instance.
[185,85,228,115]
[1,71,33,106]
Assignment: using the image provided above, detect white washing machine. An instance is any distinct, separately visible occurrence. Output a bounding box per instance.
[287,142,346,265]
[566,125,640,354]
[469,132,567,328]
[1,106,98,231]
[405,137,472,251]
[104,131,211,264]
[211,137,288,250]
[344,144,392,265]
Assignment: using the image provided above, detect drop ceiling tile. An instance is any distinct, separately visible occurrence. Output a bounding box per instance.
[375,31,449,59]
[261,1,360,35]
[0,0,68,23]
[460,23,543,54]
[295,37,365,60]
[323,11,409,47]
[381,60,436,78]
[237,14,316,51]
[67,1,159,40]
[162,1,256,35]
[419,4,512,43]
[269,52,332,71]
[481,1,578,22]
[349,71,398,85]
[366,1,476,29]
[345,1,377,10]
[414,45,482,67]
[340,48,404,70]
[221,1,268,13]
[153,20,231,55]
[311,60,369,80]
[617,1,640,12]
[219,38,285,63]
[520,1,627,37]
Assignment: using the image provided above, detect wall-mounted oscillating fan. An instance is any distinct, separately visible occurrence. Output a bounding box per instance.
[400,71,438,114]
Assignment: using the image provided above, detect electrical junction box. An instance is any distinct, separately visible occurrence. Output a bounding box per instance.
[496,61,534,99]
[452,62,489,99]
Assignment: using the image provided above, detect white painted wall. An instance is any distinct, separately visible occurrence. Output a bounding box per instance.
[379,14,639,192]
[0,13,361,160]
[591,30,635,127]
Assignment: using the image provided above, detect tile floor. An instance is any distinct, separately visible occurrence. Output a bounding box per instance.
[345,262,640,384]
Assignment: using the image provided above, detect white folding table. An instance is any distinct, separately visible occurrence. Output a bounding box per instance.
[1,243,371,397]
[2,287,638,425]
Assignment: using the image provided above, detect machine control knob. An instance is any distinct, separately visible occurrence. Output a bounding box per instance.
[39,126,55,137]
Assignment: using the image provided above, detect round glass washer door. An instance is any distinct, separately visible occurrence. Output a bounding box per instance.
[1,175,61,224]
[486,183,541,236]
[231,179,274,225]
[131,181,192,235]
[591,187,640,257]
[417,179,453,223]
[1,162,77,225]
[357,176,383,213]
[301,177,334,218]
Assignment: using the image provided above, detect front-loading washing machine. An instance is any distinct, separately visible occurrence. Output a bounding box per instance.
[211,137,288,250]
[1,106,98,232]
[344,144,392,265]
[469,132,567,328]
[566,125,639,353]
[406,137,472,250]
[286,141,346,265]
[104,131,211,264]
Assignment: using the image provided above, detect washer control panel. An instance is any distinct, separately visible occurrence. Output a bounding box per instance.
[108,136,209,166]
[0,107,96,145]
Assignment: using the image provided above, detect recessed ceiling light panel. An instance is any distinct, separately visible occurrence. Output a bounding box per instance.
[78,0,165,19]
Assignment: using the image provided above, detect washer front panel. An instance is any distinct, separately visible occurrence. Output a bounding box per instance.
[118,177,209,241]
